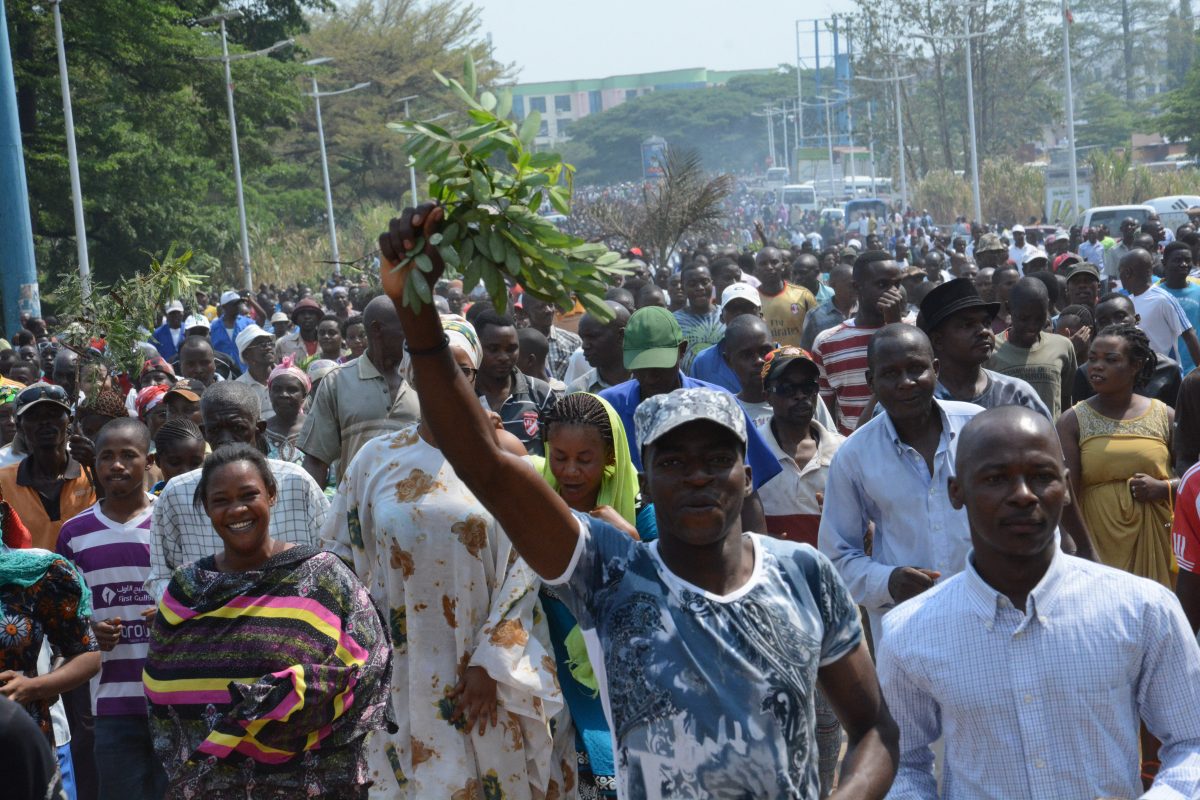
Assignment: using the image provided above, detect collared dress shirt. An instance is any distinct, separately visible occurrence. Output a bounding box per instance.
[879,550,1200,800]
[818,398,983,635]
[145,458,329,600]
[297,355,421,481]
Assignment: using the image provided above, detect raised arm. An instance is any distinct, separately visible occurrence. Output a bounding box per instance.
[378,206,578,579]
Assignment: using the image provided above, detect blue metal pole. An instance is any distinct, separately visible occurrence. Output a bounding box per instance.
[0,0,40,336]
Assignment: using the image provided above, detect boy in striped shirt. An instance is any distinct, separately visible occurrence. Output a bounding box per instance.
[812,251,908,434]
[57,417,166,798]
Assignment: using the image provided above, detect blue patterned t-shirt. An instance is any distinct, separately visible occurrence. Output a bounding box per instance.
[547,514,863,799]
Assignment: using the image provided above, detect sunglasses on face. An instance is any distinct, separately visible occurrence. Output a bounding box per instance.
[769,379,820,397]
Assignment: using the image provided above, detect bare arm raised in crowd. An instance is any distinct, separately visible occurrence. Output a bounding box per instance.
[378,206,578,579]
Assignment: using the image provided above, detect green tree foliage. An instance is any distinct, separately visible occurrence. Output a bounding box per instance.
[1160,32,1200,154]
[846,0,1060,181]
[1077,89,1140,149]
[10,0,322,288]
[289,1,507,220]
[556,69,808,183]
[10,0,499,293]
[574,148,734,268]
[1068,0,1175,102]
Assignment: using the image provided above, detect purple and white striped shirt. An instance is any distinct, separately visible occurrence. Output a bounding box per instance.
[57,500,155,717]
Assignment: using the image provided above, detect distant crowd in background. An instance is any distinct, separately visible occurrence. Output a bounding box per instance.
[3,190,1200,800]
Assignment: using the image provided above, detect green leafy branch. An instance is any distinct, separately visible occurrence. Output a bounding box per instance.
[51,245,208,380]
[387,57,632,319]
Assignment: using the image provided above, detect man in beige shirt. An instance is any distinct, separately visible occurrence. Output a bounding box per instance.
[298,296,420,484]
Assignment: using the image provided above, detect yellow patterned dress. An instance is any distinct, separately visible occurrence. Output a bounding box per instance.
[1075,398,1175,587]
[320,424,570,799]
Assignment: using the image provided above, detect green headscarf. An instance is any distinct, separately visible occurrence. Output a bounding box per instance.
[0,545,93,617]
[533,393,637,693]
[533,393,638,525]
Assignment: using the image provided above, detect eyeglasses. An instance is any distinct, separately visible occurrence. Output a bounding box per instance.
[459,365,478,382]
[769,379,820,397]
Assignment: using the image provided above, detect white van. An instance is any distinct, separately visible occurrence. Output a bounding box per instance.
[1076,204,1155,233]
[1144,195,1200,234]
[781,184,819,213]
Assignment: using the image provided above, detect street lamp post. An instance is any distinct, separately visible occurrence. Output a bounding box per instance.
[962,13,983,225]
[867,101,876,196]
[1061,0,1079,217]
[195,10,292,291]
[915,21,994,225]
[856,65,916,213]
[304,58,370,277]
[48,1,89,300]
[845,91,856,195]
[794,21,804,145]
[810,96,840,200]
[397,95,420,205]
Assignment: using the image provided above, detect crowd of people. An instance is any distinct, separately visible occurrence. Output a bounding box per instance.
[1,193,1200,800]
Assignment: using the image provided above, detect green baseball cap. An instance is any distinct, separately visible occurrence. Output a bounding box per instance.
[623,306,684,370]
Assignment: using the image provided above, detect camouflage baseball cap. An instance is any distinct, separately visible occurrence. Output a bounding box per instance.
[634,387,746,450]
[975,232,1006,253]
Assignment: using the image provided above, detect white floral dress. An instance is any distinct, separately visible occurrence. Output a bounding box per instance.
[321,425,572,799]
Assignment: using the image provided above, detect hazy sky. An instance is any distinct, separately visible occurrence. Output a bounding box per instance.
[475,0,859,85]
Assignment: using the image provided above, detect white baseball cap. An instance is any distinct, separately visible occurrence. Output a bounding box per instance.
[184,314,210,331]
[270,311,290,325]
[1012,224,1025,233]
[165,300,184,314]
[720,282,762,309]
[219,290,242,306]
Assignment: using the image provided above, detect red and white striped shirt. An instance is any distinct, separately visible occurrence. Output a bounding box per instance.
[812,319,882,435]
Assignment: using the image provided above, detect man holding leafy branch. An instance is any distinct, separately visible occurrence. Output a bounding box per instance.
[377,203,899,800]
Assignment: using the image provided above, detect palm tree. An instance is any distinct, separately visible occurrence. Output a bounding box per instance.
[578,148,734,268]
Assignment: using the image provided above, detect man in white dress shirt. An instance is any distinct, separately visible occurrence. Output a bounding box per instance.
[879,405,1200,799]
[818,323,982,639]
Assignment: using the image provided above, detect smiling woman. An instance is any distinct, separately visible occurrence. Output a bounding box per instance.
[145,444,394,799]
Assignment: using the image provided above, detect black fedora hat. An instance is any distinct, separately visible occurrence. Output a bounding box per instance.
[918,278,1001,334]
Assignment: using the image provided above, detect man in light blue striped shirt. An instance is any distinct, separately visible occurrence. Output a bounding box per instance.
[879,406,1200,799]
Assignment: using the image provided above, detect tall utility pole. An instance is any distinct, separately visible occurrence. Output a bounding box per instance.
[304,57,370,277]
[963,12,983,224]
[917,20,989,223]
[856,63,916,213]
[398,95,419,205]
[49,0,89,300]
[794,20,804,145]
[779,106,790,175]
[1061,0,1079,218]
[0,0,41,332]
[867,101,877,196]
[195,10,292,291]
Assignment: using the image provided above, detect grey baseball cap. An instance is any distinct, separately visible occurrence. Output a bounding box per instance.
[634,387,746,450]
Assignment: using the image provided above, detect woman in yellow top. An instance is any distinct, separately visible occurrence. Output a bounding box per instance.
[1058,324,1176,586]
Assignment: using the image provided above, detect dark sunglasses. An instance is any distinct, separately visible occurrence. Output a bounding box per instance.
[769,379,820,397]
